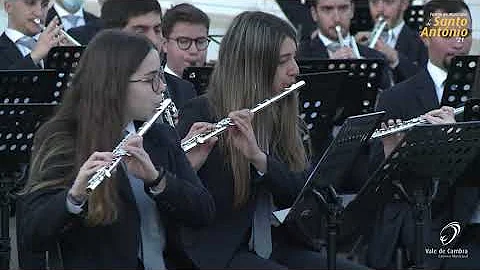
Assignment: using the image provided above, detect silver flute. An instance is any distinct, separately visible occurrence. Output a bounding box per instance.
[335,25,361,59]
[86,98,173,193]
[34,18,82,46]
[371,106,464,139]
[368,16,388,49]
[181,80,307,152]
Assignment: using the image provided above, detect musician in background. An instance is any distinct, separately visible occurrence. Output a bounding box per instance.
[356,0,428,83]
[299,0,384,60]
[162,3,210,79]
[177,11,369,269]
[17,30,215,269]
[369,1,479,268]
[46,0,100,32]
[0,0,70,69]
[100,0,196,109]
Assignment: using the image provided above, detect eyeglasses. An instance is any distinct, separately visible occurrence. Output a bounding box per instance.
[129,69,166,93]
[168,36,210,51]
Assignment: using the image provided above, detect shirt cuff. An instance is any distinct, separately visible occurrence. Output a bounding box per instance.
[66,194,86,214]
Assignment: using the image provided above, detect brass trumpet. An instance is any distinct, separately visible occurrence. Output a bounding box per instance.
[34,18,82,46]
[86,99,173,193]
[371,106,465,139]
[181,80,307,152]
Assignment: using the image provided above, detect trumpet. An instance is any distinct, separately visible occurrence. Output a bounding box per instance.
[34,18,82,46]
[371,106,465,139]
[86,99,173,193]
[181,80,307,152]
[368,16,388,49]
[335,25,361,59]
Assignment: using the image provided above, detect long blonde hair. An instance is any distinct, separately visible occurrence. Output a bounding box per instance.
[207,12,308,208]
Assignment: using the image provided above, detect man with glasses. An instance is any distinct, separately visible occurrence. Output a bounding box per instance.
[355,0,428,83]
[161,3,210,78]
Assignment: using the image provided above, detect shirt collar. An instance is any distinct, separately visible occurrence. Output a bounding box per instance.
[427,60,448,90]
[164,65,180,78]
[317,30,353,47]
[390,20,405,40]
[4,28,40,43]
[53,2,85,18]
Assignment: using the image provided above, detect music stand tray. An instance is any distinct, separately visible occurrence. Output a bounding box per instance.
[346,121,480,269]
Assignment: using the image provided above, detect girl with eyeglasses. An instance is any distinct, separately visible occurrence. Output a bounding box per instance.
[17,30,214,269]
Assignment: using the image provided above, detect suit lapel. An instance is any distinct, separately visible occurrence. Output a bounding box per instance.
[0,33,26,66]
[415,69,440,111]
[311,38,330,58]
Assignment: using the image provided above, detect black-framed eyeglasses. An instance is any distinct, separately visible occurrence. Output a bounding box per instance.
[168,36,210,51]
[129,69,166,93]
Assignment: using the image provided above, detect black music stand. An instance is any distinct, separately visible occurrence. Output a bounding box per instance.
[441,55,480,108]
[45,46,85,72]
[182,66,213,95]
[298,58,384,157]
[275,111,385,270]
[346,122,480,269]
[0,69,66,104]
[405,5,425,32]
[0,104,57,269]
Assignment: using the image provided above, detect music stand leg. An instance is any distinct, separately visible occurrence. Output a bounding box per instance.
[312,187,343,270]
[0,177,12,270]
[413,187,426,270]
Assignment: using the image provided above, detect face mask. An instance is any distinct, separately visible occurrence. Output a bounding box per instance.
[61,0,85,13]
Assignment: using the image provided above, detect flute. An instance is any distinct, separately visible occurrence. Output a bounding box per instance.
[86,99,173,193]
[181,80,306,152]
[371,106,464,139]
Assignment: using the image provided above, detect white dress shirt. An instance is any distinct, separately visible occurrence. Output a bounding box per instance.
[385,20,405,49]
[4,28,40,57]
[427,60,448,103]
[164,65,179,77]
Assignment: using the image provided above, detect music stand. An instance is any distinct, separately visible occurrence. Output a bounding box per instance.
[298,58,383,157]
[45,46,85,72]
[346,122,480,269]
[404,5,425,32]
[0,69,66,104]
[275,111,385,270]
[441,55,480,108]
[182,66,213,95]
[0,104,57,269]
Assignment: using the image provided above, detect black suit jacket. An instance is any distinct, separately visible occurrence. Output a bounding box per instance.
[18,124,215,269]
[367,68,480,269]
[46,7,99,28]
[391,25,429,83]
[0,33,41,70]
[67,22,103,46]
[164,73,197,110]
[298,35,392,90]
[177,96,308,269]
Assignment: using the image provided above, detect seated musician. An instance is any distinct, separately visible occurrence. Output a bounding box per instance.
[17,30,215,269]
[177,11,370,269]
[368,1,480,269]
[356,0,428,83]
